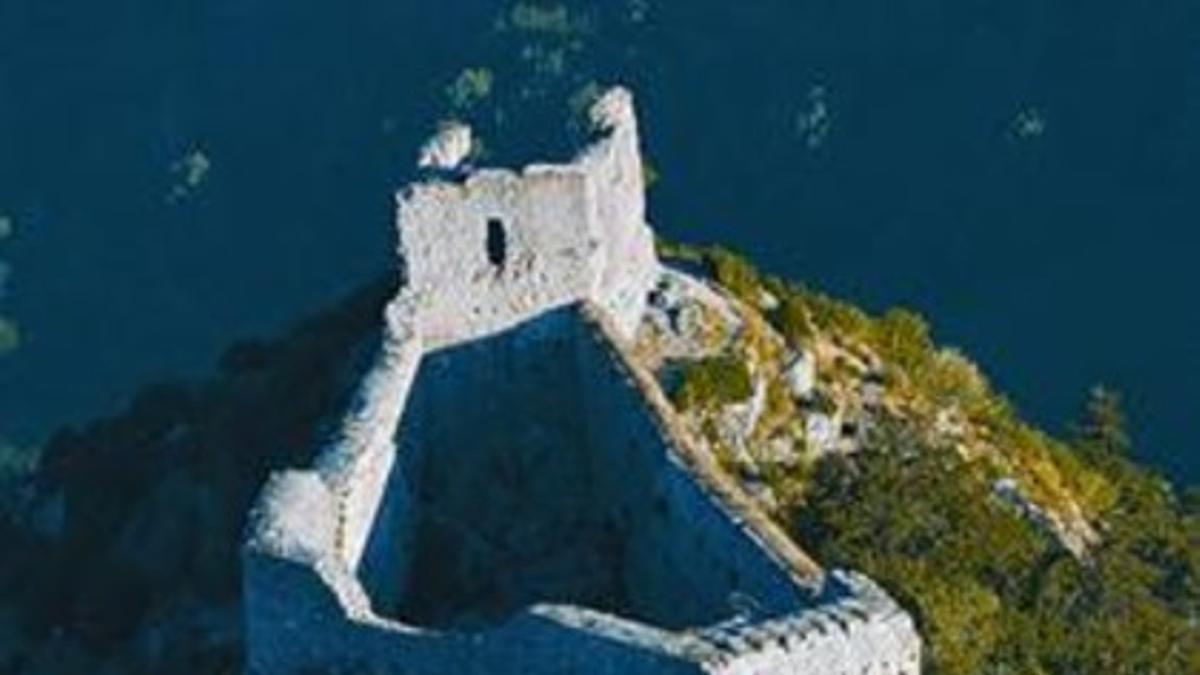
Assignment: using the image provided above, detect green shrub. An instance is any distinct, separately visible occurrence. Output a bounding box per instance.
[0,319,17,354]
[642,160,660,189]
[870,307,933,373]
[0,442,38,477]
[773,296,814,346]
[446,67,494,110]
[505,3,575,35]
[654,237,705,264]
[801,288,871,337]
[672,355,753,411]
[1182,486,1200,516]
[914,349,988,409]
[704,247,760,302]
[794,415,1200,675]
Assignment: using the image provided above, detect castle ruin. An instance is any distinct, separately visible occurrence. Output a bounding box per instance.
[243,88,921,674]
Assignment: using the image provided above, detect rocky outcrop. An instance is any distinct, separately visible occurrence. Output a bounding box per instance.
[417,123,473,170]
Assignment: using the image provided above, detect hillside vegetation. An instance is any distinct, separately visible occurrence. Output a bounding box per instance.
[0,280,394,674]
[651,241,1200,675]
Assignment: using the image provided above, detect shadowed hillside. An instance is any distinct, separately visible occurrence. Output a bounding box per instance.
[2,241,1199,673]
[0,279,392,674]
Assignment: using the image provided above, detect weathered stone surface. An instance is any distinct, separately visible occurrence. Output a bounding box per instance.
[806,413,840,455]
[783,350,816,400]
[397,87,656,347]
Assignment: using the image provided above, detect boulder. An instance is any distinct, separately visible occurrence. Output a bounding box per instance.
[418,122,473,170]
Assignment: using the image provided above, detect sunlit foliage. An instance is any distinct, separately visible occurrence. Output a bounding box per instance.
[672,354,753,411]
[795,402,1200,674]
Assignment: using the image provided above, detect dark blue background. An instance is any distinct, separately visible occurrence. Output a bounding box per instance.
[2,1,1197,482]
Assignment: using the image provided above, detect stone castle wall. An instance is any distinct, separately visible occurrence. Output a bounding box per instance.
[396,167,595,346]
[572,312,806,628]
[243,87,922,674]
[377,308,601,626]
[396,88,657,347]
[575,89,660,337]
[696,571,920,674]
[244,303,920,674]
[363,307,809,631]
[240,306,741,674]
[243,546,704,675]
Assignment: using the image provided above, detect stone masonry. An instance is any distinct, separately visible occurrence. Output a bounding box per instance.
[243,88,921,674]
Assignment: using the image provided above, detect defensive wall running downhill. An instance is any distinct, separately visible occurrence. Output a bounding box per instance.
[242,87,922,674]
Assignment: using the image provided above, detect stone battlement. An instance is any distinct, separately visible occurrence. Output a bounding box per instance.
[243,88,921,674]
[692,571,918,672]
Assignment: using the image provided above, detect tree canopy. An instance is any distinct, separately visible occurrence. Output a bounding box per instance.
[795,398,1200,674]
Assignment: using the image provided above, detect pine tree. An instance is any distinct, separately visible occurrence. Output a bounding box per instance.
[1073,385,1131,461]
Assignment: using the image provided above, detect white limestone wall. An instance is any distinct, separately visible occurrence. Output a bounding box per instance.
[572,321,807,628]
[243,302,923,674]
[243,298,425,633]
[352,438,416,615]
[384,308,609,626]
[245,496,920,675]
[577,88,659,338]
[243,441,712,674]
[243,547,708,675]
[700,572,921,675]
[394,87,658,349]
[313,303,424,569]
[627,461,803,624]
[360,306,806,630]
[243,84,924,673]
[397,166,599,347]
[242,305,758,674]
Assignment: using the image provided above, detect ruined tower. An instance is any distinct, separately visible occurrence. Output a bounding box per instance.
[243,88,921,674]
[397,88,658,345]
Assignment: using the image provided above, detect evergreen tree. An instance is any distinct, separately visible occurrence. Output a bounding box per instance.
[1072,385,1131,461]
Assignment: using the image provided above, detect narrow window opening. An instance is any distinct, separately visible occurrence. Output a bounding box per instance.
[486,218,507,268]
